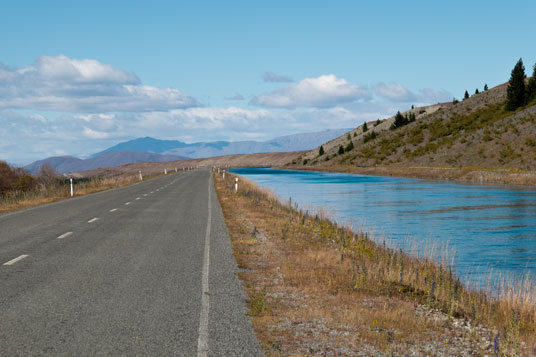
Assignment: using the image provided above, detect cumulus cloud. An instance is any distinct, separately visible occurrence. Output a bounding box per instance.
[0,55,200,112]
[416,88,452,104]
[251,74,371,108]
[263,71,293,83]
[2,100,400,164]
[374,82,453,105]
[374,82,417,102]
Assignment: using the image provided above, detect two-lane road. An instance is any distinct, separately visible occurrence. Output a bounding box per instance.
[0,169,260,355]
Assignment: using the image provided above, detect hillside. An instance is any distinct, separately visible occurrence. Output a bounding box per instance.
[288,82,536,184]
[25,151,187,174]
[92,129,349,159]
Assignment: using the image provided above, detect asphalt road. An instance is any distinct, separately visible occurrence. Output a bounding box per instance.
[0,169,261,356]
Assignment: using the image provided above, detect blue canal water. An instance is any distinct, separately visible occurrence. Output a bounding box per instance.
[230,167,536,286]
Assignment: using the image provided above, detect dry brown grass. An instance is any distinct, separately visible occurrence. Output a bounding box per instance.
[287,164,536,187]
[0,173,167,214]
[214,172,536,355]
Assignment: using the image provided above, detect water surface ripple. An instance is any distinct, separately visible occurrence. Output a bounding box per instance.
[231,167,536,286]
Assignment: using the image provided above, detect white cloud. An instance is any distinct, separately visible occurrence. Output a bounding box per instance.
[83,127,111,139]
[374,82,417,102]
[0,55,200,112]
[263,71,293,83]
[1,99,402,164]
[251,74,371,108]
[417,88,453,104]
[374,82,452,105]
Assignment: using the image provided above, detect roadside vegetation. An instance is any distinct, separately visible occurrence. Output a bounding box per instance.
[215,172,535,355]
[0,160,152,213]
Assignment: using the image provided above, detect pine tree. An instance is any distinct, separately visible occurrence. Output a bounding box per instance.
[475,88,479,95]
[527,62,536,104]
[347,133,351,141]
[338,145,344,154]
[484,84,488,91]
[344,141,354,152]
[362,121,368,132]
[464,90,469,100]
[506,58,526,111]
[390,111,408,130]
[318,145,324,156]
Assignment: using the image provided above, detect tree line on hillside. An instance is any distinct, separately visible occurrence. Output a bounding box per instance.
[506,58,536,111]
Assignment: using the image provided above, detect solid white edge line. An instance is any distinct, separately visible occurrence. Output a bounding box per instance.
[3,254,29,266]
[110,208,117,212]
[88,218,98,223]
[57,231,73,239]
[197,173,212,356]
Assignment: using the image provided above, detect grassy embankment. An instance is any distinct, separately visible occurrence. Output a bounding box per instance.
[214,172,536,355]
[0,172,172,214]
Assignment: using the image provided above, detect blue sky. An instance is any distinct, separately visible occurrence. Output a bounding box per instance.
[1,1,535,164]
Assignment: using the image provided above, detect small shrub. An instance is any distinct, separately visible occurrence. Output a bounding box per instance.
[363,131,378,143]
[525,138,536,147]
[345,141,354,152]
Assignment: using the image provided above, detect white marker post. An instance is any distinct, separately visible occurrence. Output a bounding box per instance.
[70,178,73,197]
[175,167,177,173]
[165,169,167,175]
[139,171,143,181]
[234,178,238,192]
[222,170,225,179]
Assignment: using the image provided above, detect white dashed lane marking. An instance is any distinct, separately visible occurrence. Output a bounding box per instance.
[125,202,131,205]
[3,255,29,266]
[57,232,73,239]
[136,197,140,200]
[88,218,98,223]
[110,208,117,212]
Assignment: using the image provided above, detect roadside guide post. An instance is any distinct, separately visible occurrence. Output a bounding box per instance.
[139,171,143,181]
[234,177,238,192]
[70,178,73,197]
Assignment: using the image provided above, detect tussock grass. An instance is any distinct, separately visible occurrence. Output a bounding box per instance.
[215,172,536,355]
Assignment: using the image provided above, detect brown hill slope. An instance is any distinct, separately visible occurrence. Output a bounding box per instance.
[288,83,536,184]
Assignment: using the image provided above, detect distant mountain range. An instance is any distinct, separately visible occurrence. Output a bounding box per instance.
[25,151,187,174]
[25,129,349,174]
[92,129,350,159]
